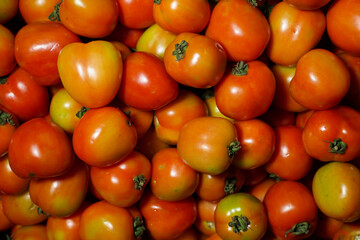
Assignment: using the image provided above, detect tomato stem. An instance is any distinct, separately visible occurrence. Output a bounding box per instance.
[37,207,50,217]
[133,174,147,190]
[153,0,161,4]
[224,177,238,195]
[324,138,347,154]
[172,40,188,61]
[0,110,16,126]
[227,141,241,159]
[202,89,214,100]
[5,234,12,240]
[0,76,8,84]
[206,221,215,230]
[285,222,311,238]
[232,61,249,76]
[76,107,90,119]
[268,173,283,182]
[246,0,258,7]
[228,215,250,233]
[48,0,63,22]
[133,216,146,239]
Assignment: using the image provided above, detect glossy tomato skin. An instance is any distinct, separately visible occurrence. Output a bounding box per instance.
[11,224,48,240]
[289,49,350,110]
[72,106,138,167]
[215,192,268,240]
[105,23,144,49]
[0,154,29,195]
[0,0,18,24]
[284,0,331,10]
[205,0,270,62]
[0,24,15,76]
[90,151,151,207]
[8,117,74,178]
[117,0,154,29]
[58,40,123,108]
[302,105,360,162]
[312,162,360,222]
[0,198,13,232]
[266,1,326,66]
[14,21,81,86]
[246,177,276,202]
[203,91,234,121]
[195,198,218,236]
[314,213,344,240]
[0,68,50,122]
[0,106,18,157]
[333,222,360,240]
[117,51,179,111]
[59,0,119,38]
[264,181,318,240]
[214,61,276,121]
[19,0,60,23]
[139,190,197,240]
[135,126,171,159]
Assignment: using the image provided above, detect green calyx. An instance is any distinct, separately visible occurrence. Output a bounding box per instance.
[0,110,15,126]
[153,0,161,4]
[133,216,146,239]
[76,107,90,119]
[48,0,63,22]
[325,138,347,154]
[224,177,238,196]
[172,40,189,61]
[0,76,8,84]
[227,141,241,159]
[232,61,249,76]
[228,215,250,233]
[133,174,147,190]
[285,222,311,238]
[268,173,283,182]
[246,0,258,7]
[37,207,50,217]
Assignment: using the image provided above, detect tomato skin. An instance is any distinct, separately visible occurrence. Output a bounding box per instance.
[11,224,48,240]
[314,213,344,240]
[139,190,197,240]
[117,51,179,111]
[205,0,270,62]
[214,61,276,121]
[326,0,360,56]
[19,0,62,23]
[295,109,314,129]
[0,198,14,231]
[90,151,151,207]
[266,1,326,66]
[8,117,74,178]
[0,0,18,24]
[0,24,15,77]
[302,105,360,162]
[264,181,318,240]
[195,199,218,236]
[246,177,276,202]
[284,0,331,10]
[289,49,350,110]
[111,41,131,61]
[214,192,268,240]
[312,162,360,222]
[14,21,81,86]
[243,166,268,187]
[0,106,18,157]
[333,222,360,240]
[72,106,138,167]
[105,23,144,49]
[260,107,296,128]
[117,0,154,29]
[58,40,123,108]
[203,91,234,121]
[59,0,119,38]
[0,155,29,195]
[135,126,171,159]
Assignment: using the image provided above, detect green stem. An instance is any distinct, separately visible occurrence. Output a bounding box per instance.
[202,89,214,100]
[0,110,16,126]
[268,173,283,182]
[76,107,90,119]
[133,174,147,190]
[172,40,188,61]
[133,216,146,239]
[246,0,258,7]
[37,207,50,217]
[232,61,249,76]
[0,76,8,84]
[285,222,311,238]
[324,138,347,154]
[153,0,161,4]
[227,141,241,159]
[48,0,63,22]
[224,177,237,195]
[228,215,250,233]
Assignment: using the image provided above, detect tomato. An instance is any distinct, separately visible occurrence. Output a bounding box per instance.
[302,105,360,162]
[79,200,138,240]
[0,24,15,77]
[177,116,239,175]
[333,222,360,240]
[105,23,144,49]
[326,0,360,56]
[246,177,276,202]
[295,109,314,129]
[243,166,268,187]
[314,213,344,240]
[14,21,81,86]
[90,151,151,207]
[19,0,61,23]
[111,41,131,61]
[205,0,270,62]
[72,106,138,167]
[0,155,29,195]
[284,0,331,10]
[312,161,360,222]
[154,89,208,145]
[1,190,47,225]
[232,119,275,170]
[117,51,179,111]
[151,148,199,201]
[0,0,18,24]
[266,1,326,66]
[135,126,171,159]
[136,23,176,59]
[264,125,313,181]
[264,181,318,240]
[202,90,234,121]
[58,40,123,108]
[11,224,48,240]
[214,192,268,240]
[153,0,210,34]
[9,117,74,178]
[0,198,14,232]
[289,49,350,110]
[117,0,154,29]
[0,106,18,157]
[196,166,245,202]
[260,107,296,128]
[139,190,197,240]
[195,199,218,236]
[214,61,276,121]
[173,227,199,240]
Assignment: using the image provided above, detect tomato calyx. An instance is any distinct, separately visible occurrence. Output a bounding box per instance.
[0,76,8,84]
[246,0,258,7]
[0,110,16,126]
[206,220,215,230]
[76,107,90,119]
[37,207,51,217]
[227,141,241,159]
[133,216,146,239]
[232,61,249,76]
[268,173,283,182]
[153,0,161,5]
[228,215,251,233]
[324,138,347,154]
[133,174,147,190]
[202,89,214,100]
[172,40,189,61]
[284,222,311,238]
[48,0,63,22]
[224,177,238,195]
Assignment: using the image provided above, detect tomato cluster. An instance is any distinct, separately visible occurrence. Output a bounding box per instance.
[1,0,360,239]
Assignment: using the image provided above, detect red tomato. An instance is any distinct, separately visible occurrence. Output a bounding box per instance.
[284,0,331,10]
[260,107,296,128]
[72,106,138,167]
[302,105,360,162]
[90,151,151,207]
[117,51,179,111]
[0,106,18,157]
[246,177,276,202]
[117,0,154,29]
[0,0,18,24]
[0,24,15,76]
[0,198,14,231]
[105,23,144,49]
[214,61,276,121]
[314,213,344,240]
[243,166,268,187]
[135,126,171,159]
[333,222,360,240]
[203,90,234,121]
[19,0,62,23]
[58,40,123,108]
[205,0,270,62]
[153,0,210,34]
[0,154,29,195]
[195,199,218,236]
[8,117,74,178]
[14,21,81,86]
[264,181,318,240]
[111,41,132,61]
[139,190,197,240]
[295,109,314,129]
[11,224,48,240]
[289,48,350,110]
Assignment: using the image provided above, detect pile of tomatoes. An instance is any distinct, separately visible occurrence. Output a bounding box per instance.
[1,0,360,239]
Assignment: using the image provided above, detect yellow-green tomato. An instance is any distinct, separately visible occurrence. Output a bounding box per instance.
[49,88,83,134]
[312,162,360,222]
[136,23,176,59]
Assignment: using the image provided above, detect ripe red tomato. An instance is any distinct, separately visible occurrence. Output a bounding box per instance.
[264,181,318,240]
[117,0,154,29]
[19,0,62,23]
[11,224,48,240]
[0,198,14,232]
[105,23,144,49]
[0,24,15,77]
[135,126,171,159]
[205,0,270,62]
[0,154,29,195]
[259,107,296,128]
[333,222,360,240]
[314,213,344,240]
[0,106,18,157]
[195,198,218,236]
[284,0,331,10]
[203,90,234,121]
[214,61,276,121]
[246,177,276,202]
